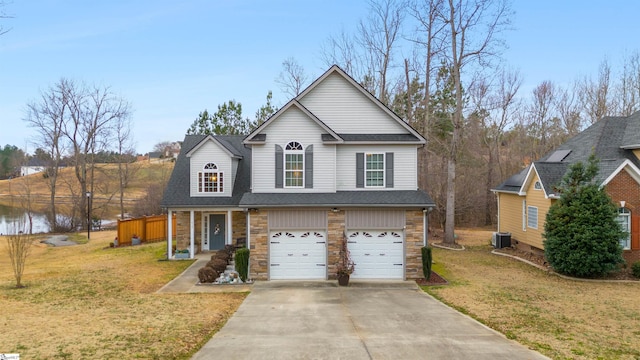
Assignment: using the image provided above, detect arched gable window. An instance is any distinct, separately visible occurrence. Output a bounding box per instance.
[198,162,223,193]
[617,207,631,250]
[284,141,304,187]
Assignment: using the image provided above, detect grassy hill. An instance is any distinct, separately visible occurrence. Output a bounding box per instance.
[0,159,175,219]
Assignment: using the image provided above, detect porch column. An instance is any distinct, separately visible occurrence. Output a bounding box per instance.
[167,209,173,259]
[227,210,233,245]
[190,210,195,259]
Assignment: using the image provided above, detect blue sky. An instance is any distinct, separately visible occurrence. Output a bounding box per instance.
[1,0,639,154]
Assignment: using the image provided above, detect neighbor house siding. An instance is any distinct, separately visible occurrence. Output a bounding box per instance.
[299,72,407,134]
[251,107,336,193]
[523,172,552,249]
[336,145,418,190]
[189,140,233,197]
[497,193,526,243]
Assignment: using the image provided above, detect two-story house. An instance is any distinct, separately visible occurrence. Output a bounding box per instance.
[161,65,435,280]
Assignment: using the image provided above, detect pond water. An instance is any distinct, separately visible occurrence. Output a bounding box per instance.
[0,204,54,235]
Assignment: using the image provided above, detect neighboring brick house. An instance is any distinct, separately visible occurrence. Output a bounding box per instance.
[492,111,640,264]
[161,65,436,280]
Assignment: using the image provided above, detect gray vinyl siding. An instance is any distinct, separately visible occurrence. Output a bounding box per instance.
[298,72,408,134]
[268,210,327,230]
[189,140,233,197]
[336,145,418,191]
[346,209,405,229]
[251,107,336,193]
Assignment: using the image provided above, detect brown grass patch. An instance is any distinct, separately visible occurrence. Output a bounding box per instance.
[424,228,640,359]
[0,230,246,359]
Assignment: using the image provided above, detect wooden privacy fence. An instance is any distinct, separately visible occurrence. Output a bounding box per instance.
[117,214,176,246]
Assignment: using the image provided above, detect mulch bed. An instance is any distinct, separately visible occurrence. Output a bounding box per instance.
[495,246,639,281]
[415,271,448,286]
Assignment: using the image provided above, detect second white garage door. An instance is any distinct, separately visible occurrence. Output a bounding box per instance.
[270,231,327,280]
[347,230,404,279]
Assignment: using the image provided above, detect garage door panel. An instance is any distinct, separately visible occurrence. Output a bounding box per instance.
[347,230,404,279]
[270,231,327,280]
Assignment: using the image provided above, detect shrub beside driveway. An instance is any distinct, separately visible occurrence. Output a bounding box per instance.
[425,229,640,360]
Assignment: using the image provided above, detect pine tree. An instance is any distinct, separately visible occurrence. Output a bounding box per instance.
[543,154,625,277]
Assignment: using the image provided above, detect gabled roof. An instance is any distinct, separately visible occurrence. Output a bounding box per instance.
[161,135,250,207]
[244,64,426,145]
[296,65,426,144]
[186,134,243,159]
[244,99,342,144]
[493,111,640,195]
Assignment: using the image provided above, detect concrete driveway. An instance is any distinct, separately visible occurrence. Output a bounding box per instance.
[192,281,548,360]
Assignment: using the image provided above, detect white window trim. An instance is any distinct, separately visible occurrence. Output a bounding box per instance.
[365,153,385,188]
[284,141,304,188]
[198,163,223,193]
[527,205,538,230]
[534,181,542,190]
[617,208,631,250]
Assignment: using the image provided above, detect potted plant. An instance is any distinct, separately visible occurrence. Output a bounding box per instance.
[336,235,354,286]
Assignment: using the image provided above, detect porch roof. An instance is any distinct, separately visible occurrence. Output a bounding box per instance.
[239,190,435,208]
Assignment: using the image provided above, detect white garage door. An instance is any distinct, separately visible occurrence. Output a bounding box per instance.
[347,230,404,279]
[270,231,327,280]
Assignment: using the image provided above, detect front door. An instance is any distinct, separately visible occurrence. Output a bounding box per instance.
[209,214,225,250]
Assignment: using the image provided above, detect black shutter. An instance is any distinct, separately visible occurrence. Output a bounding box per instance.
[385,152,394,188]
[275,144,283,188]
[305,145,313,188]
[356,152,364,188]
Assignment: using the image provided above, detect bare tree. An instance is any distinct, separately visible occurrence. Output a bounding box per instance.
[408,0,447,192]
[320,29,363,79]
[617,51,640,116]
[276,57,309,98]
[25,80,68,231]
[357,0,404,103]
[579,59,616,124]
[114,115,137,219]
[5,219,34,288]
[0,1,12,36]
[440,0,512,244]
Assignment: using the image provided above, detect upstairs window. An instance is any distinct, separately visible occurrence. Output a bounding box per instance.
[365,153,385,187]
[285,141,304,187]
[198,162,223,193]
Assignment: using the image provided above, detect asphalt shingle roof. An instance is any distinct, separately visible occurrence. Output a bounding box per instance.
[493,111,640,193]
[239,190,435,208]
[161,135,251,207]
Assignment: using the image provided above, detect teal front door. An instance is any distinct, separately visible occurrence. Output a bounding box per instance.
[209,214,225,250]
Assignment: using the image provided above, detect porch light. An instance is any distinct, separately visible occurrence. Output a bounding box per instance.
[620,200,626,208]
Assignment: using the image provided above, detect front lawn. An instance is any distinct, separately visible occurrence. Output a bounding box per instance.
[425,228,640,360]
[0,230,246,359]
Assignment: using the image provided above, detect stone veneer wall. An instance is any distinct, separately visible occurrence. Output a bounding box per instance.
[232,211,247,245]
[405,210,424,279]
[249,210,269,280]
[327,209,346,280]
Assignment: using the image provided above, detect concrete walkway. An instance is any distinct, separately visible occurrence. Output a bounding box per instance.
[192,281,549,360]
[156,253,252,293]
